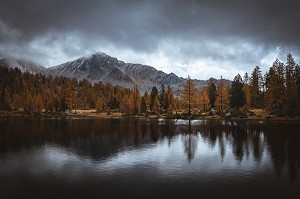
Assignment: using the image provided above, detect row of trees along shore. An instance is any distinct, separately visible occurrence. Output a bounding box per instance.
[1,53,300,117]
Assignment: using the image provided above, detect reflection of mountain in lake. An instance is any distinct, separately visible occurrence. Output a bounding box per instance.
[1,118,299,181]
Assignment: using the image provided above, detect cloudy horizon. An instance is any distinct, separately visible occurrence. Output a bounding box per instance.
[1,0,300,80]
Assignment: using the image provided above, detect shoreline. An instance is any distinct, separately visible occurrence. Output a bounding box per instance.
[1,111,300,121]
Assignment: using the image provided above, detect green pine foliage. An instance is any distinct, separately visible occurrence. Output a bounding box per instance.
[229,74,246,109]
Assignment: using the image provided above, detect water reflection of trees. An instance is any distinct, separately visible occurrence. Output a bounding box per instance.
[192,120,300,182]
[174,119,299,181]
[263,122,300,182]
[0,118,177,160]
[179,120,198,162]
[1,118,299,181]
[191,120,265,163]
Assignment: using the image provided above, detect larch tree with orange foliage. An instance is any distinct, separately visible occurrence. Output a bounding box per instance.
[181,76,198,116]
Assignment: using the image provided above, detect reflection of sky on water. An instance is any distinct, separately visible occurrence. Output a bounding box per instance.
[0,118,299,184]
[0,133,274,182]
[1,118,300,199]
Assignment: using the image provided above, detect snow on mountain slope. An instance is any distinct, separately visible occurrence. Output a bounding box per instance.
[45,53,135,88]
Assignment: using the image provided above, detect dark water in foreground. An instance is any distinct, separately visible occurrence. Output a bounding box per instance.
[0,118,299,199]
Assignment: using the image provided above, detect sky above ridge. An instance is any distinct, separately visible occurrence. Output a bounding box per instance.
[1,0,300,80]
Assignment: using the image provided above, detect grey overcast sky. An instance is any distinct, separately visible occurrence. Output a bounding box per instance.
[1,0,300,80]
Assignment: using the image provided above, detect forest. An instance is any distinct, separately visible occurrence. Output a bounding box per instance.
[1,53,300,117]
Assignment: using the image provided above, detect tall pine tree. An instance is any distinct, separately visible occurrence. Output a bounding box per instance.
[285,54,297,114]
[230,74,245,109]
[150,87,158,112]
[250,66,263,108]
[207,79,217,109]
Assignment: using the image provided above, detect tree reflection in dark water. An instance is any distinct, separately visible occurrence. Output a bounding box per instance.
[180,120,198,162]
[0,118,300,181]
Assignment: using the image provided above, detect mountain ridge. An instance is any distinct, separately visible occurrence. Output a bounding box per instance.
[0,57,45,74]
[1,52,231,94]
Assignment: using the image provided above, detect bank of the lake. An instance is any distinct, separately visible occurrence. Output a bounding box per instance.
[1,109,300,121]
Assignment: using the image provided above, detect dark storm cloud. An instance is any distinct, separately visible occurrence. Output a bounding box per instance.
[0,0,300,77]
[0,0,165,52]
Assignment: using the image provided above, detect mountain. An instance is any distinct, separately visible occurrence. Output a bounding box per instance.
[0,57,45,73]
[44,52,135,88]
[1,52,231,94]
[45,52,230,94]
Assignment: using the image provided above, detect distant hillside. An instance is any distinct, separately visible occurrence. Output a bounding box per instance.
[0,57,45,74]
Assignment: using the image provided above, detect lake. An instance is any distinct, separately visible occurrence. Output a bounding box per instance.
[0,118,299,198]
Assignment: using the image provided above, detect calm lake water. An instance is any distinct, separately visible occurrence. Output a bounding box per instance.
[0,118,299,199]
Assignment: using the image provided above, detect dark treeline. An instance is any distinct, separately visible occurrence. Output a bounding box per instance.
[0,65,176,115]
[181,53,300,116]
[230,53,300,115]
[0,66,130,113]
[1,53,300,116]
